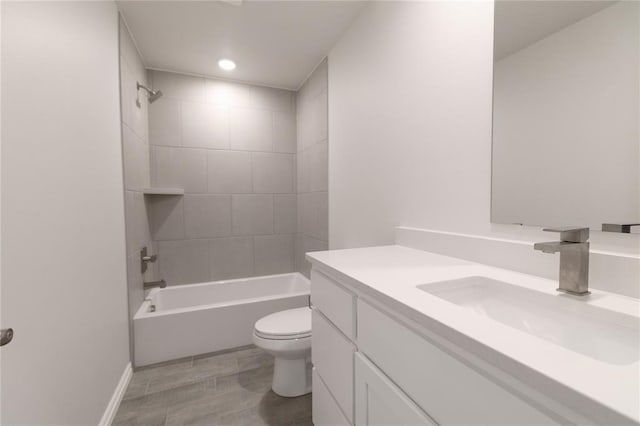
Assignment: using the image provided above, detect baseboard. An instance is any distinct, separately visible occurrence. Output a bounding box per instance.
[99,362,132,426]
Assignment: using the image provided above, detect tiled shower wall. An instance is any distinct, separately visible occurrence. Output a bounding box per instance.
[147,70,298,285]
[119,17,156,355]
[295,60,329,277]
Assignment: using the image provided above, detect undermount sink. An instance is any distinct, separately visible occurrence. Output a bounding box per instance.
[417,276,640,365]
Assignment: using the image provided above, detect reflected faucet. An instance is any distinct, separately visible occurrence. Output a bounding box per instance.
[534,227,590,296]
[602,223,640,233]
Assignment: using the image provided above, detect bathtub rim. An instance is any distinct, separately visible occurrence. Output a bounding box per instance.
[134,272,310,319]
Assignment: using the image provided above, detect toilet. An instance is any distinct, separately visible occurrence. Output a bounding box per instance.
[253,307,312,397]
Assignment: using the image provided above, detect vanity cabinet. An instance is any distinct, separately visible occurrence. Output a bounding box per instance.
[355,353,436,425]
[311,270,356,424]
[311,267,562,426]
[358,300,557,425]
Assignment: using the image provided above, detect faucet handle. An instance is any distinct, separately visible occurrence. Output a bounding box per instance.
[542,226,589,243]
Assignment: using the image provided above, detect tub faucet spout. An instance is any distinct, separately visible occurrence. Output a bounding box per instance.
[143,280,166,290]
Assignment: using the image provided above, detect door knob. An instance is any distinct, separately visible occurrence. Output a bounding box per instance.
[1,328,14,346]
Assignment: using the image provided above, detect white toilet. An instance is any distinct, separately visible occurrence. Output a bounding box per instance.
[253,307,312,397]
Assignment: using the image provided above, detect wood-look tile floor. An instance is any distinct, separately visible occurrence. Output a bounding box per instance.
[113,346,312,426]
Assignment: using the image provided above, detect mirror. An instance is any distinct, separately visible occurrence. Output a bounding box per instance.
[491,1,640,231]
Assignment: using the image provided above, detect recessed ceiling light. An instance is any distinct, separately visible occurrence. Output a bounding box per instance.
[218,59,236,71]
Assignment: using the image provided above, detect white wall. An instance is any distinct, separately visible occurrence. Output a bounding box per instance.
[1,2,130,424]
[328,0,640,253]
[328,1,494,249]
[492,2,640,229]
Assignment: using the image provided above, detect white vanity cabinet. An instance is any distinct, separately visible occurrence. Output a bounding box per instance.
[311,270,357,424]
[311,267,562,426]
[355,353,437,426]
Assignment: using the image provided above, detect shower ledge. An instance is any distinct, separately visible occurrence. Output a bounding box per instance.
[142,187,185,196]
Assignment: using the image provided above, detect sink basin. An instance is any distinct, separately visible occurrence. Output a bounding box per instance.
[417,276,639,365]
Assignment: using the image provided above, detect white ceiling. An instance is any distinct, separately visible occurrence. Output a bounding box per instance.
[494,1,615,60]
[117,0,366,90]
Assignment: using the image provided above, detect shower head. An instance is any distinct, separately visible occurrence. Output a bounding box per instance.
[136,82,163,106]
[148,89,163,103]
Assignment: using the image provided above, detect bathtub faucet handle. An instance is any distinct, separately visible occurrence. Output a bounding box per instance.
[140,246,157,273]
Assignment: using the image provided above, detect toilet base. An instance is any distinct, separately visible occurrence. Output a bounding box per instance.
[272,357,311,397]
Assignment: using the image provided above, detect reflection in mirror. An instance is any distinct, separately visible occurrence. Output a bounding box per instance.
[491,1,640,231]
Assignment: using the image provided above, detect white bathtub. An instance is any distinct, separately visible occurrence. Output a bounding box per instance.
[133,273,310,366]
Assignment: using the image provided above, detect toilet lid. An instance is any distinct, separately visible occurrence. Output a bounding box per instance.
[255,307,311,340]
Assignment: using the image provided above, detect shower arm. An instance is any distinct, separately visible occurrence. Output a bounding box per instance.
[137,82,153,95]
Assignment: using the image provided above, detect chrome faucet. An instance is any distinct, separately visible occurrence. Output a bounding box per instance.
[534,227,590,296]
[143,279,166,290]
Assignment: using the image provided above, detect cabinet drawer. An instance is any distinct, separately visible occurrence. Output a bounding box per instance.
[313,368,350,426]
[311,269,356,339]
[357,300,558,426]
[355,353,436,426]
[312,308,355,423]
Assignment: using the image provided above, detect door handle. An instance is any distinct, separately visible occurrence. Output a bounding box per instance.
[1,328,14,346]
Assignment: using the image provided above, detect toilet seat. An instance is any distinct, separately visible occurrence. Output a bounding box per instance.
[254,307,311,340]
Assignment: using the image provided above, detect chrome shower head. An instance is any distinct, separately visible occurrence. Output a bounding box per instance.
[148,89,163,103]
[136,82,163,106]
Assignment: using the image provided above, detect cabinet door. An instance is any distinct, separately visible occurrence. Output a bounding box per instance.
[358,300,559,425]
[313,368,351,426]
[355,353,437,426]
[312,308,355,422]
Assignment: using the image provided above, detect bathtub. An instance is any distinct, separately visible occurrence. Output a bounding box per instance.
[133,272,310,366]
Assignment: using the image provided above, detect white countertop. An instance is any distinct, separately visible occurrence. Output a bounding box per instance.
[307,245,640,424]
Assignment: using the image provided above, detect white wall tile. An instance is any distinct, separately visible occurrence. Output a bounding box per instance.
[274,194,297,234]
[124,190,152,257]
[207,150,252,193]
[299,192,328,241]
[120,59,133,131]
[158,239,209,285]
[122,125,150,191]
[209,236,254,280]
[296,235,328,278]
[296,104,314,152]
[310,140,328,192]
[254,234,294,275]
[145,241,160,282]
[119,22,143,79]
[184,194,232,239]
[314,89,328,143]
[148,195,185,241]
[297,148,311,193]
[205,79,253,107]
[252,86,294,113]
[232,194,274,235]
[182,102,229,149]
[251,152,294,193]
[229,107,273,151]
[273,111,297,153]
[152,146,207,193]
[130,85,149,142]
[149,98,181,146]
[150,70,205,102]
[295,59,328,276]
[126,252,144,319]
[297,58,328,108]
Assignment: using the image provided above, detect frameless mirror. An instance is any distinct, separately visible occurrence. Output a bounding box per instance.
[491,1,640,231]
